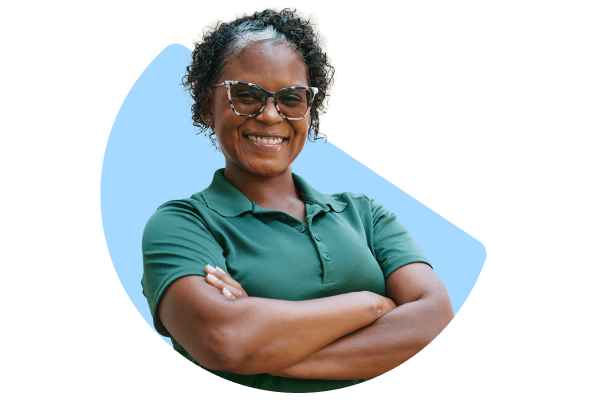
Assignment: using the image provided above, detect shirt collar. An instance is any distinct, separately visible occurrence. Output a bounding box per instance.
[201,169,347,217]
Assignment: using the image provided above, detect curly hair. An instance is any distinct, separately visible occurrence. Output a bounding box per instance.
[182,8,334,147]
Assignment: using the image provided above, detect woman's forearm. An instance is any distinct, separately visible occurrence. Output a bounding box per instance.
[220,291,394,374]
[270,294,454,380]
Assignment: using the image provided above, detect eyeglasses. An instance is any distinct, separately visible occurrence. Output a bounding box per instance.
[213,80,319,120]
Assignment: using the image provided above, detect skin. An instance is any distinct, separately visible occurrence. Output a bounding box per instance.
[205,41,309,221]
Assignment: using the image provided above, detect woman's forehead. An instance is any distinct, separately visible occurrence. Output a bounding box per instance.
[221,42,309,87]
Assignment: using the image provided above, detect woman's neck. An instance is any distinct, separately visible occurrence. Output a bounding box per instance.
[223,164,302,210]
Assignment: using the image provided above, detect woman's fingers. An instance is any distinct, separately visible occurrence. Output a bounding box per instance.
[204,264,248,299]
[222,287,236,300]
[213,266,244,290]
[205,273,241,298]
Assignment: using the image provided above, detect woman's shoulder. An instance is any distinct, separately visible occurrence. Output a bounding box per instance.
[327,191,398,224]
[154,192,207,211]
[147,194,207,219]
[328,191,379,210]
[143,192,213,233]
[330,191,372,202]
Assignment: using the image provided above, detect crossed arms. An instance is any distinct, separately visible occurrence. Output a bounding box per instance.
[158,262,454,380]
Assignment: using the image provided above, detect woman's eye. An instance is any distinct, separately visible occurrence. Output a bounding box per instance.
[235,93,259,101]
[279,90,306,106]
[280,95,303,105]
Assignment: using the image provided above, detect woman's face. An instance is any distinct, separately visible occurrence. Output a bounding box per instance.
[209,41,310,178]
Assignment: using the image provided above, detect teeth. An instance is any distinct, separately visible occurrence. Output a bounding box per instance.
[247,135,284,145]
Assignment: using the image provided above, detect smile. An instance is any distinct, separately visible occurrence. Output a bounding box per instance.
[244,135,288,151]
[246,135,284,145]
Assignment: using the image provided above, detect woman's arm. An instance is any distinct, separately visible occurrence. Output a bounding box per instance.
[269,263,454,380]
[158,267,396,375]
[270,299,449,380]
[230,292,395,375]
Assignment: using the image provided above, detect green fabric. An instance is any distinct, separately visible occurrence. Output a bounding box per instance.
[142,169,430,393]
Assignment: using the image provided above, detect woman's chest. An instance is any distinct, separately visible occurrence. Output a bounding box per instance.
[217,210,386,300]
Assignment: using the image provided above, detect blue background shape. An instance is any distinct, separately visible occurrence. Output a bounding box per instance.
[101,44,486,345]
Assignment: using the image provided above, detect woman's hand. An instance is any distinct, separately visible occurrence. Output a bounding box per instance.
[204,264,248,300]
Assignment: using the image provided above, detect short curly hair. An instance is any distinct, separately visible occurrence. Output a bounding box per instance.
[182,8,334,147]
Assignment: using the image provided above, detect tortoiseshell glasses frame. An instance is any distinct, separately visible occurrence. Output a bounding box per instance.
[213,81,319,120]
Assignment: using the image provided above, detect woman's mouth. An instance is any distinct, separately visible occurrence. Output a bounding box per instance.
[244,134,288,152]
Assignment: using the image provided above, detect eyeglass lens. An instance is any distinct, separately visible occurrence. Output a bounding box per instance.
[229,83,313,118]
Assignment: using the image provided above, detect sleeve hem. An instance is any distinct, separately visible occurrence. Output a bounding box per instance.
[382,258,432,281]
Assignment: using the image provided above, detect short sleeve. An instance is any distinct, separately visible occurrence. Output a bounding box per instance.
[141,200,225,336]
[369,198,431,279]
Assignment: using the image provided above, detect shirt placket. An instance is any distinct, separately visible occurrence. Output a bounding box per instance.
[305,204,333,284]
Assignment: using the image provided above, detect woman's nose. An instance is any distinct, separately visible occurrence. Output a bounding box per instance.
[255,97,283,124]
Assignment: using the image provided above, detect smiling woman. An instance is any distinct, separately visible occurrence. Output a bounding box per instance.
[210,42,311,181]
[141,8,454,393]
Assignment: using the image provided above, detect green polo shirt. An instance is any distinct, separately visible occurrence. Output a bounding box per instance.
[142,169,430,393]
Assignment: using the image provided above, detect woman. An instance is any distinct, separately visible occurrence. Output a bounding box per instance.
[142,8,454,393]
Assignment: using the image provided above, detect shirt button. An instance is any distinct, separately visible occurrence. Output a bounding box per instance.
[278,216,286,222]
[323,253,330,261]
[298,226,306,233]
[314,236,321,242]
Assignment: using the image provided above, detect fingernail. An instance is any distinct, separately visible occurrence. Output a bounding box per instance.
[206,265,217,273]
[206,274,218,282]
[223,288,232,297]
[216,266,226,274]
